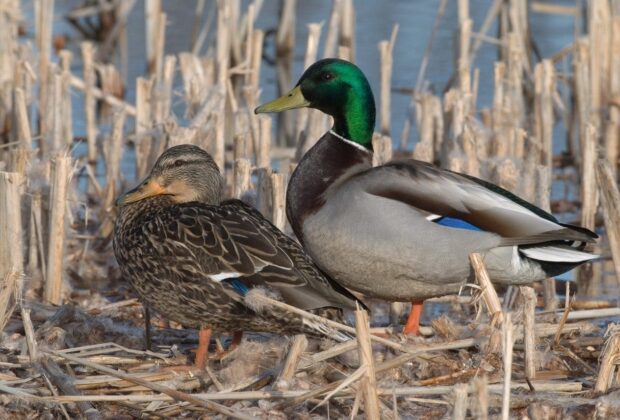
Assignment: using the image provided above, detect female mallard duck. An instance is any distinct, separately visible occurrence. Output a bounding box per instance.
[113,144,359,368]
[255,58,598,335]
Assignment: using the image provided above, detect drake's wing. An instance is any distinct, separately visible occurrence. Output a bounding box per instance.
[355,159,597,244]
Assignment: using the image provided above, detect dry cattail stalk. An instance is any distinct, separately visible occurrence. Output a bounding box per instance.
[577,123,599,294]
[135,77,153,180]
[378,24,399,136]
[372,134,393,167]
[12,87,32,149]
[21,308,38,362]
[520,286,537,380]
[154,55,176,123]
[0,172,24,333]
[81,42,98,165]
[255,167,272,218]
[472,375,488,420]
[58,50,73,148]
[355,307,380,419]
[45,156,71,305]
[413,93,437,163]
[270,173,287,231]
[469,254,502,326]
[35,0,54,145]
[595,325,620,392]
[452,382,468,420]
[257,115,272,169]
[233,158,252,200]
[533,60,554,169]
[103,108,127,208]
[596,159,620,287]
[273,334,308,391]
[295,23,322,145]
[501,312,514,420]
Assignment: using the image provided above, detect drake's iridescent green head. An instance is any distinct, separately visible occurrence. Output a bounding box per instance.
[255,58,376,149]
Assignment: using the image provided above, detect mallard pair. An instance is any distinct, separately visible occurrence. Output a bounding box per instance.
[113,145,360,368]
[255,58,598,334]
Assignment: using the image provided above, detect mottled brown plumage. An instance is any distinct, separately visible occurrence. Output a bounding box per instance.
[113,145,358,340]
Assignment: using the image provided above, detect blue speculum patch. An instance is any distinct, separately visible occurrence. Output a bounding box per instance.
[434,217,482,232]
[226,278,250,295]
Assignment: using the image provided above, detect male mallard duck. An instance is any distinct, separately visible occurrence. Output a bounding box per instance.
[113,144,359,368]
[255,58,598,335]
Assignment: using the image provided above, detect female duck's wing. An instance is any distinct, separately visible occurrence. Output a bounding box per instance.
[220,200,361,311]
[354,159,597,245]
[146,201,358,311]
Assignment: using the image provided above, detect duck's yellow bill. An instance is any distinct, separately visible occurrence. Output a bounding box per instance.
[254,85,310,114]
[116,178,167,206]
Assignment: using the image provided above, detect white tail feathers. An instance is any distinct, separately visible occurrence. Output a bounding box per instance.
[520,245,599,263]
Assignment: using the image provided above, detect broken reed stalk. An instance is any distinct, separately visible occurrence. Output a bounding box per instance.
[69,75,137,116]
[49,350,255,420]
[135,77,153,180]
[81,42,97,165]
[469,253,502,325]
[378,24,398,136]
[472,376,489,420]
[257,116,272,169]
[0,172,24,333]
[273,334,308,391]
[36,0,54,153]
[233,158,252,199]
[520,286,537,380]
[21,307,38,362]
[270,173,287,230]
[596,159,620,287]
[295,22,322,145]
[40,357,103,420]
[13,87,32,149]
[452,382,468,420]
[355,307,380,419]
[577,123,599,294]
[103,108,127,210]
[372,134,393,167]
[59,51,73,148]
[501,312,513,420]
[255,167,273,218]
[534,164,559,311]
[554,282,571,345]
[595,326,620,392]
[45,156,71,305]
[145,0,161,75]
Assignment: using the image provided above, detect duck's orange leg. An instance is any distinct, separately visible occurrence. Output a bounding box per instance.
[194,328,212,370]
[403,301,424,336]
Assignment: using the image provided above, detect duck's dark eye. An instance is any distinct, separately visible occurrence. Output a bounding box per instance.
[321,72,334,81]
[173,160,186,167]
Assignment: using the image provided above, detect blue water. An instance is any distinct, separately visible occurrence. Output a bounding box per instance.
[22,0,576,151]
[19,0,581,212]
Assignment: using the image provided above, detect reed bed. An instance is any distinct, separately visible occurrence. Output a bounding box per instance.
[1,0,620,418]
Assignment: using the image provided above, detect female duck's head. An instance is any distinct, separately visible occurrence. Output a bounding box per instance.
[256,58,376,149]
[116,144,224,206]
